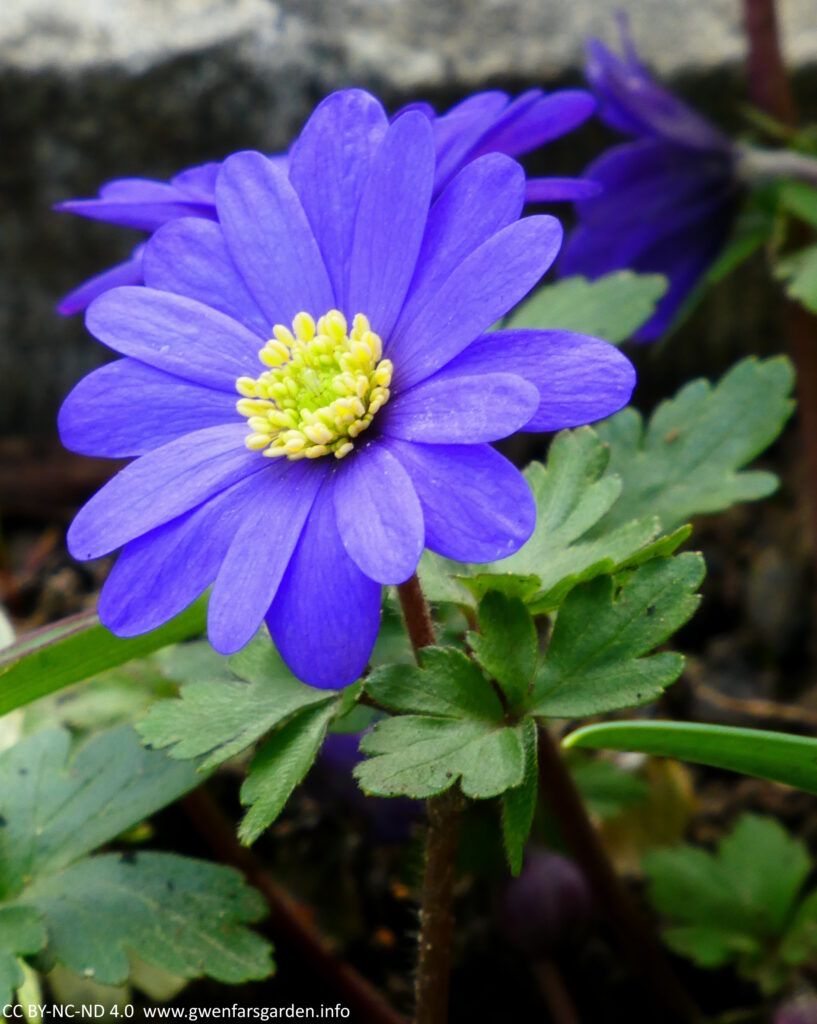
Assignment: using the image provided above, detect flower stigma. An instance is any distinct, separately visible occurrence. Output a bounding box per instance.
[236,310,393,460]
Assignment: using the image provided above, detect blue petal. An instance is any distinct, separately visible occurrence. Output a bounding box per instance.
[57,245,145,317]
[98,471,264,636]
[143,218,269,337]
[216,151,334,326]
[471,90,596,157]
[289,90,389,310]
[208,459,328,653]
[396,154,524,333]
[388,215,563,390]
[333,441,424,584]
[525,177,603,203]
[347,112,435,337]
[381,371,538,443]
[267,481,382,689]
[434,329,636,432]
[385,439,535,562]
[68,423,260,559]
[85,286,262,391]
[59,358,238,458]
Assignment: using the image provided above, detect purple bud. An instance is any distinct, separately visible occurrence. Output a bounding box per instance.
[775,994,817,1024]
[499,848,594,958]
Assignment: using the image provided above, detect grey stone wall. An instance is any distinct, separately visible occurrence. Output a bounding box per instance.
[2,0,817,436]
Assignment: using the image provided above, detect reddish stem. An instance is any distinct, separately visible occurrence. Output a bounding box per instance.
[742,0,817,567]
[396,575,462,1024]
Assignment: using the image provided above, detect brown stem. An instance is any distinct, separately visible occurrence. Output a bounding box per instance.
[742,0,795,124]
[182,788,405,1024]
[742,0,817,573]
[532,960,581,1024]
[396,575,462,1024]
[412,786,463,1024]
[537,726,701,1024]
[396,574,436,652]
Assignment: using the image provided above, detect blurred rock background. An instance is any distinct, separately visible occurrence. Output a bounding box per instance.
[2,0,817,436]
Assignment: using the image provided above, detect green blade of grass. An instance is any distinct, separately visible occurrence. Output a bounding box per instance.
[0,598,207,715]
[563,720,817,795]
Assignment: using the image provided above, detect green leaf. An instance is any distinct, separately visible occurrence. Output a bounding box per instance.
[357,647,524,799]
[529,554,704,718]
[777,179,817,229]
[642,814,810,985]
[450,429,667,614]
[505,272,668,344]
[0,727,203,899]
[138,632,334,769]
[366,647,504,720]
[0,906,46,1004]
[780,890,817,968]
[0,599,207,716]
[356,717,525,800]
[775,244,817,313]
[238,702,338,845]
[20,853,273,986]
[501,720,538,876]
[594,357,795,532]
[563,720,817,796]
[568,755,649,820]
[468,592,537,708]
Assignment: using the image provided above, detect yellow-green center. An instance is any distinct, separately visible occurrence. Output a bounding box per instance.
[236,309,393,460]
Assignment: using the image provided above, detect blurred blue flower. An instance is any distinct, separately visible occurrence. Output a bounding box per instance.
[56,89,596,314]
[60,89,634,689]
[559,22,741,340]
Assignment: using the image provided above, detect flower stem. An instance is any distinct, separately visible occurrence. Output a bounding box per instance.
[742,0,817,576]
[536,726,702,1024]
[396,575,462,1024]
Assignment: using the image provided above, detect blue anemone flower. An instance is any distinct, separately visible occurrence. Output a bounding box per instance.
[56,88,597,315]
[60,89,635,689]
[559,24,741,341]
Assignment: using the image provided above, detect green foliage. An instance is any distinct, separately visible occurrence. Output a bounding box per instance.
[775,244,817,314]
[21,855,271,986]
[643,815,817,993]
[0,726,203,899]
[138,634,334,770]
[501,721,538,876]
[0,599,207,717]
[238,702,338,845]
[139,631,347,844]
[595,356,794,531]
[0,906,46,1005]
[355,648,526,799]
[528,554,704,718]
[420,358,791,616]
[563,720,817,796]
[468,592,537,709]
[0,727,273,995]
[505,271,668,344]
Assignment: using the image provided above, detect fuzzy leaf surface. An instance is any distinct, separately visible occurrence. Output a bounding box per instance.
[239,702,338,845]
[501,720,538,876]
[138,633,335,769]
[595,357,795,532]
[529,554,704,718]
[0,727,202,900]
[20,853,272,986]
[357,647,524,799]
[0,906,46,1004]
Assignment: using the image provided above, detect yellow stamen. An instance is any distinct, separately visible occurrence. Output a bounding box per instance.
[236,309,393,460]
